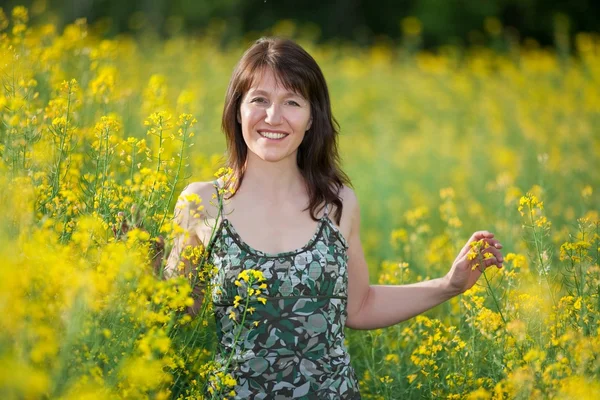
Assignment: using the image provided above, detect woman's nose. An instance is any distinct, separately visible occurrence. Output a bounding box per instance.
[264,103,282,125]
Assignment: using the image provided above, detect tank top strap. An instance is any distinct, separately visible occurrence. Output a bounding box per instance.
[322,201,331,219]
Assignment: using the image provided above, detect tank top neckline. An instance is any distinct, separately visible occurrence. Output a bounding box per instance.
[220,212,347,259]
[211,179,349,258]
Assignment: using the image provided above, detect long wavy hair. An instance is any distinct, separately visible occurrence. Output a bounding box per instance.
[221,37,350,224]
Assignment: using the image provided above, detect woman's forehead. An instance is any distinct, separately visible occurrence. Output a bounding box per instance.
[246,67,307,98]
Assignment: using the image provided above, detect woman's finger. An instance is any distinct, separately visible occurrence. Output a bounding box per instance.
[484,256,502,269]
[459,231,503,256]
[458,231,497,257]
[486,238,503,249]
[470,255,500,272]
[482,246,504,264]
[474,230,494,239]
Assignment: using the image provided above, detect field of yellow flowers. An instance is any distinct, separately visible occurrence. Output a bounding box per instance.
[1,5,599,399]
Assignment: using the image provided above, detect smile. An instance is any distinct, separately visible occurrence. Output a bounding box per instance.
[258,131,289,140]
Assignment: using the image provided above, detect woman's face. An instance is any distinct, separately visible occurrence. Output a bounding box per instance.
[238,68,312,164]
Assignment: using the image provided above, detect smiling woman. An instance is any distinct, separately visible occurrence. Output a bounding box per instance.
[163,37,504,399]
[221,37,348,225]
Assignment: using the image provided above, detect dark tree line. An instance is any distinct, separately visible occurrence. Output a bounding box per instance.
[2,0,599,47]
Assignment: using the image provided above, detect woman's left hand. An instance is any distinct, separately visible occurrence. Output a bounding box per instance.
[444,231,504,295]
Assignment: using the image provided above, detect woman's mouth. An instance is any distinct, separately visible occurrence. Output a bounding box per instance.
[258,131,289,140]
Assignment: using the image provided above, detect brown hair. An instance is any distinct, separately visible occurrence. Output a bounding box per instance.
[221,37,350,224]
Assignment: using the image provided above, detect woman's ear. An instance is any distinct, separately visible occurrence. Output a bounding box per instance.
[306,116,313,131]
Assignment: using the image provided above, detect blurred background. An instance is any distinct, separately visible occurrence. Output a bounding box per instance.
[2,0,599,48]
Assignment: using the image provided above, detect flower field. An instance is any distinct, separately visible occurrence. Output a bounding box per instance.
[1,6,599,399]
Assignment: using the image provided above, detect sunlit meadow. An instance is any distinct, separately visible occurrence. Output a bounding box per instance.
[1,5,599,399]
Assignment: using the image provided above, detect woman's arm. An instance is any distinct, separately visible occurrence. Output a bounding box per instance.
[164,182,215,316]
[344,189,504,330]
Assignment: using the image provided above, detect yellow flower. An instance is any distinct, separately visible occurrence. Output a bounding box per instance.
[518,193,544,216]
[233,295,242,308]
[238,270,249,282]
[12,6,29,25]
[385,354,399,363]
[439,187,455,200]
[466,387,492,400]
[467,250,478,261]
[581,185,593,198]
[223,374,236,387]
[401,16,422,36]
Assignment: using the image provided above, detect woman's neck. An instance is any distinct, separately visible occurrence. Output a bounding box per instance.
[240,153,306,201]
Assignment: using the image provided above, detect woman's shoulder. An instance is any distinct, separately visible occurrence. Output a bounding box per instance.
[182,181,217,199]
[329,184,359,237]
[333,183,358,215]
[174,181,221,224]
[338,184,357,206]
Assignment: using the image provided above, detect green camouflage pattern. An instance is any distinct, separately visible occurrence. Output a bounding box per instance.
[208,203,361,399]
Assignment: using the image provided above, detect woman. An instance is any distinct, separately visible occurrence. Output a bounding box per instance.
[164,37,504,399]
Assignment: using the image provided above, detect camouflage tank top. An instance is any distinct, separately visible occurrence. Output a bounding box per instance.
[207,183,361,399]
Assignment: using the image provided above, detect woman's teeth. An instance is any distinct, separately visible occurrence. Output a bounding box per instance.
[259,131,288,139]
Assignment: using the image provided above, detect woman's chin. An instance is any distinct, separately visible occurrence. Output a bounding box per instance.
[259,154,287,163]
[251,149,296,164]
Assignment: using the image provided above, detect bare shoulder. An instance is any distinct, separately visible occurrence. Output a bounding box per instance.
[183,181,220,213]
[340,184,360,222]
[174,181,220,226]
[170,180,223,247]
[182,180,215,198]
[330,184,359,239]
[338,184,358,208]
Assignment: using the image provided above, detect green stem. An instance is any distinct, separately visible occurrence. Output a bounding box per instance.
[145,116,164,227]
[52,84,72,200]
[130,144,135,188]
[158,125,188,236]
[527,204,556,307]
[211,284,252,400]
[477,252,525,361]
[97,125,110,210]
[481,266,507,326]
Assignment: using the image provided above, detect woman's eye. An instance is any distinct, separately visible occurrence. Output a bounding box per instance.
[287,100,300,106]
[250,97,267,103]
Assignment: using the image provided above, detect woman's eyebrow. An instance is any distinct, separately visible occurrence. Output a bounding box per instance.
[247,89,268,96]
[247,89,304,98]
